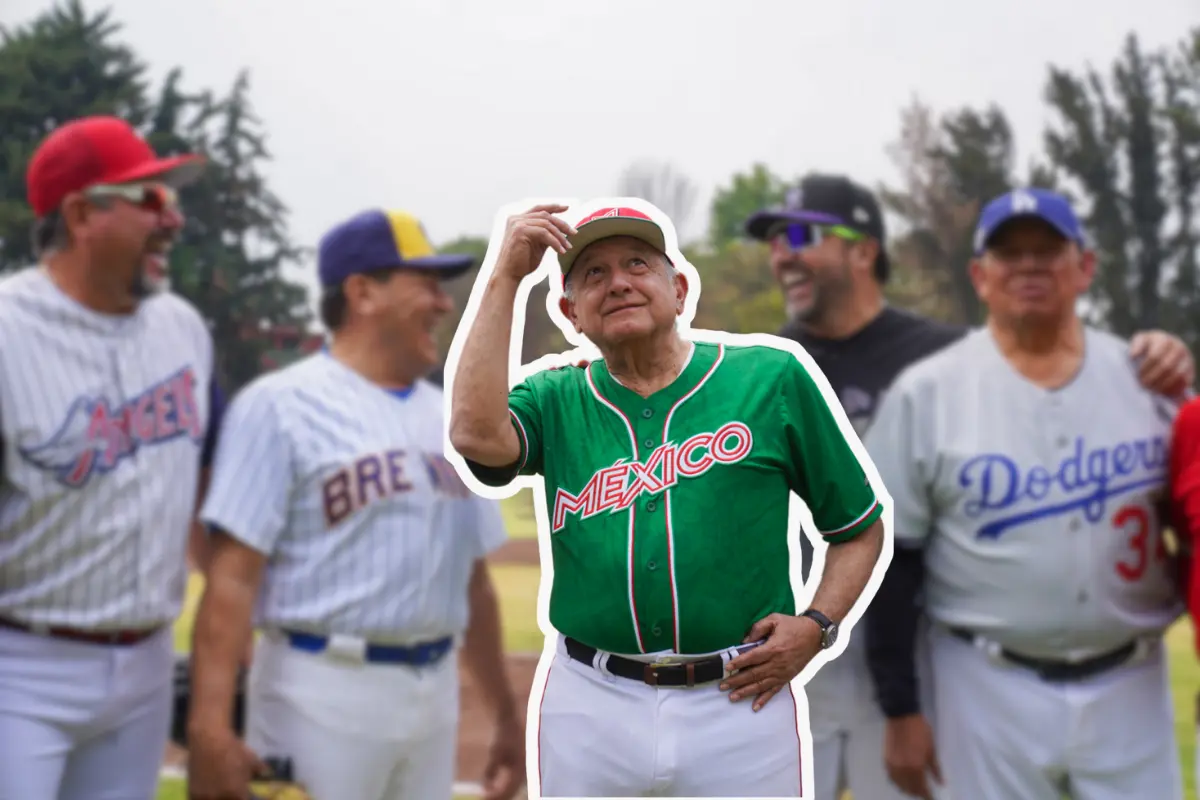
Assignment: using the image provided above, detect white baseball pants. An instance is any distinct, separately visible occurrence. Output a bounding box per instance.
[533,634,809,798]
[0,624,174,800]
[808,617,951,800]
[244,629,460,800]
[928,625,1182,800]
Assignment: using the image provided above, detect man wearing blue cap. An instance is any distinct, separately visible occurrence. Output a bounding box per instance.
[185,209,525,800]
[862,187,1189,799]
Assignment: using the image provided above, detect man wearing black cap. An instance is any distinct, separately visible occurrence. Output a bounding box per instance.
[187,208,524,800]
[744,175,1195,800]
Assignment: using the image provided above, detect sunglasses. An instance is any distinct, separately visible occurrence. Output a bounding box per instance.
[768,222,866,252]
[85,182,180,214]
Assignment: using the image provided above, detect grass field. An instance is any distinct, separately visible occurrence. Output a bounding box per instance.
[158,492,1200,799]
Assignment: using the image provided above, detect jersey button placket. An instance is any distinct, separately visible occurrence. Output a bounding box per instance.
[633,411,671,653]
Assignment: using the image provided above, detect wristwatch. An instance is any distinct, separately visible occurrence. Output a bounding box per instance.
[800,608,838,650]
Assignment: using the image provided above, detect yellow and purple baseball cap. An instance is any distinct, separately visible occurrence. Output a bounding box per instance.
[318,209,475,289]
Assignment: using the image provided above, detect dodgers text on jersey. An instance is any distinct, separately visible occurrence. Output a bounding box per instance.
[959,434,1168,540]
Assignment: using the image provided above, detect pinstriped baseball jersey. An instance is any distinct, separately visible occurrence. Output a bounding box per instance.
[199,352,508,643]
[467,340,883,656]
[864,326,1184,660]
[0,266,218,629]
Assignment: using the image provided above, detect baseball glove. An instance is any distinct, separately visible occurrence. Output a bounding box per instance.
[249,757,314,800]
[248,779,314,800]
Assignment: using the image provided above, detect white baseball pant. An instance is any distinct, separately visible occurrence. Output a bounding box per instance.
[928,625,1182,800]
[244,629,460,800]
[0,624,174,800]
[534,634,809,798]
[808,617,950,800]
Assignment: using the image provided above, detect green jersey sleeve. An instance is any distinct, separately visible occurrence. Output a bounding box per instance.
[507,380,544,476]
[465,377,546,487]
[781,353,884,544]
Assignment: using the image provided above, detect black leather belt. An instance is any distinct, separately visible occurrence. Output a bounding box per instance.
[949,628,1138,682]
[564,637,735,687]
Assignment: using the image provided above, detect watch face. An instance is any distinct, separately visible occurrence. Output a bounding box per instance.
[825,624,839,648]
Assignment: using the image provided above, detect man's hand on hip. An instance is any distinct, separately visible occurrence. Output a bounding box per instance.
[719,613,822,711]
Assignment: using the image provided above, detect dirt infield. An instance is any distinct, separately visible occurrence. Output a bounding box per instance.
[456,536,543,788]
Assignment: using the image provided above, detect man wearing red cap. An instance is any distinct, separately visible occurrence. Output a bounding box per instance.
[0,115,221,800]
[448,201,890,797]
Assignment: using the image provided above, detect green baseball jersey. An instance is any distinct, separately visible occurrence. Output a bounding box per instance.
[469,340,883,655]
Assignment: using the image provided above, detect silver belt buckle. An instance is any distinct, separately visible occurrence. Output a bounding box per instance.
[324,633,367,663]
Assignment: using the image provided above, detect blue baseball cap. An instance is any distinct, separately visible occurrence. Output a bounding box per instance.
[973,188,1087,256]
[318,209,475,288]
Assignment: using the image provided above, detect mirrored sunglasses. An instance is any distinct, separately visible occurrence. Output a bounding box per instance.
[768,222,866,252]
[86,182,180,214]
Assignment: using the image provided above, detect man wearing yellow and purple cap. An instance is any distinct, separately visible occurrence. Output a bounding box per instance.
[0,114,222,800]
[186,209,525,800]
[448,201,891,797]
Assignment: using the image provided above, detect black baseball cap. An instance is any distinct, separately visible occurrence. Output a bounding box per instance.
[744,173,890,281]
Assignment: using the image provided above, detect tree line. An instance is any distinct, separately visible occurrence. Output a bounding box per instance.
[2,1,1198,389]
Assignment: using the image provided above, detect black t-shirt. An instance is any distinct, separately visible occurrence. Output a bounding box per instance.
[777,306,966,438]
[775,307,966,578]
[778,306,966,718]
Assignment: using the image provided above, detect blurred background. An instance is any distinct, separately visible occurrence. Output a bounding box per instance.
[1,1,1198,798]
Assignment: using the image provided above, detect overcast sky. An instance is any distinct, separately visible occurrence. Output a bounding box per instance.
[5,0,1197,306]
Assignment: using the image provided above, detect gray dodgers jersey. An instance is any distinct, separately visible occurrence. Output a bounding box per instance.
[200,352,508,644]
[0,267,216,629]
[865,326,1184,660]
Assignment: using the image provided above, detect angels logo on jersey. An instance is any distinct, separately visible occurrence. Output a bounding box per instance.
[20,366,205,488]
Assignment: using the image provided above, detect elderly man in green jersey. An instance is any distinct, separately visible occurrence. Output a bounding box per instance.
[448,201,890,799]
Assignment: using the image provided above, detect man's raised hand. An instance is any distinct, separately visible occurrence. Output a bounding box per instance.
[494,204,577,282]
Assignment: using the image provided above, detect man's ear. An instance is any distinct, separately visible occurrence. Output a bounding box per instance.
[558,294,581,333]
[58,193,91,242]
[674,271,689,315]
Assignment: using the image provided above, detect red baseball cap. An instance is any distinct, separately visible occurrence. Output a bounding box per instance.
[558,206,669,276]
[26,115,206,217]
